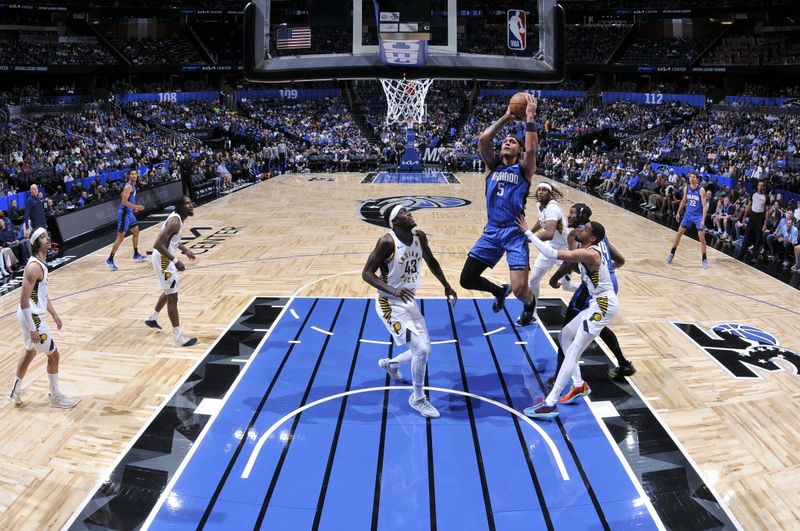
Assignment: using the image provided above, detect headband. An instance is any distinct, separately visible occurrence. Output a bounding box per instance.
[388,205,405,227]
[537,183,553,192]
[30,227,47,245]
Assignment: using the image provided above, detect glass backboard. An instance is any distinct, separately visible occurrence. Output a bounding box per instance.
[244,0,565,83]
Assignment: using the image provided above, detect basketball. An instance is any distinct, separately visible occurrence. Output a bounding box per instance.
[509,92,529,119]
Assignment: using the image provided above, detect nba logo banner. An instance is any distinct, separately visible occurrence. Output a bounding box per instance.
[507,9,526,51]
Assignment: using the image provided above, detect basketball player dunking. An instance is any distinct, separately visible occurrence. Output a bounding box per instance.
[459,94,538,321]
[363,206,457,418]
[106,168,147,271]
[666,171,709,269]
[9,228,76,408]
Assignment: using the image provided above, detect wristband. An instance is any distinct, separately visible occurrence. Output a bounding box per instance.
[525,122,536,132]
[21,307,36,330]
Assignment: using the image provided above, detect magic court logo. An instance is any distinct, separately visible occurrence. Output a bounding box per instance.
[673,322,800,380]
[359,196,471,228]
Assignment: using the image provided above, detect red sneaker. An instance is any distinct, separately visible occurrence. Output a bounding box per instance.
[559,382,591,404]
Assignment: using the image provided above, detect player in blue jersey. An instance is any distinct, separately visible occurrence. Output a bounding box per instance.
[548,203,635,382]
[666,171,709,269]
[459,94,538,319]
[106,168,147,271]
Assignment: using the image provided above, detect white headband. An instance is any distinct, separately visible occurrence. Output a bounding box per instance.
[30,227,47,245]
[537,183,553,192]
[388,205,405,227]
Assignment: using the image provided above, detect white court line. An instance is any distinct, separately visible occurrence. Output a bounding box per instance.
[515,341,528,345]
[483,327,505,336]
[240,385,570,482]
[311,326,333,336]
[253,328,270,332]
[65,296,264,531]
[290,309,300,319]
[536,313,668,531]
[360,339,392,345]
[431,339,457,345]
[288,340,301,344]
[232,359,248,364]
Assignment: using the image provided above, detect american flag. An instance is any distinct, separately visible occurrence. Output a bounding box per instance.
[276,27,311,49]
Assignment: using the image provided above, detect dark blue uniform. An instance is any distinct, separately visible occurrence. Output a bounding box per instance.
[680,184,704,230]
[468,162,530,270]
[116,183,138,233]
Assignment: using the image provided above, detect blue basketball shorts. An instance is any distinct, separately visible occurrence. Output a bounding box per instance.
[116,208,138,233]
[468,225,530,270]
[680,213,704,231]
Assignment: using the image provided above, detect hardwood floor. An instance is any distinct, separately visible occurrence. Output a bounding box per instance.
[1,172,798,529]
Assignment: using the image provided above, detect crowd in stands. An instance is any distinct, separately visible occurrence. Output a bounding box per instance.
[616,32,718,66]
[702,29,800,66]
[0,19,117,65]
[540,147,800,271]
[107,31,208,65]
[3,77,800,278]
[189,18,242,65]
[0,107,198,187]
[737,83,800,98]
[566,24,629,64]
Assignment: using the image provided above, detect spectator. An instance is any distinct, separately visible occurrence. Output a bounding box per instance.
[23,184,47,230]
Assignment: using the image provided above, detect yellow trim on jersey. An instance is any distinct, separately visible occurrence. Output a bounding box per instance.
[161,256,170,271]
[31,286,39,304]
[596,296,609,316]
[378,296,392,323]
[32,314,41,330]
[557,218,564,234]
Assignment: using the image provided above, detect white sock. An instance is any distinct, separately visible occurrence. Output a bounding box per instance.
[174,326,182,337]
[47,372,59,395]
[149,309,159,321]
[10,376,21,396]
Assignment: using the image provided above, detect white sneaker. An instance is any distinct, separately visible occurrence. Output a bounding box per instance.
[378,358,403,381]
[49,392,76,409]
[174,334,198,347]
[9,388,22,406]
[408,395,440,418]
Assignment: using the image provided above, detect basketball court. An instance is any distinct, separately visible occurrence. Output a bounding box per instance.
[2,1,799,530]
[0,171,797,530]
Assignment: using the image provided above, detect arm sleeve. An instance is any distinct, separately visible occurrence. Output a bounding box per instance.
[525,231,559,259]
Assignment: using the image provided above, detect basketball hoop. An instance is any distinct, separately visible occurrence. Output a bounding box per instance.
[380,78,433,125]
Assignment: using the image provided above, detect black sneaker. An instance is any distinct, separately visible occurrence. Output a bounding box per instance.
[492,284,512,313]
[515,307,536,327]
[607,361,636,379]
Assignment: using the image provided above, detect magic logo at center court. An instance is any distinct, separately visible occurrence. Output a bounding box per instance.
[359,196,471,228]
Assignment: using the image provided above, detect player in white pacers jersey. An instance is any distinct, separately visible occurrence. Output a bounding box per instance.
[144,195,198,347]
[517,182,569,326]
[9,227,75,408]
[515,216,619,419]
[362,205,457,418]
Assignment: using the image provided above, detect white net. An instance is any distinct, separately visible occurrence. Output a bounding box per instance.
[379,78,433,125]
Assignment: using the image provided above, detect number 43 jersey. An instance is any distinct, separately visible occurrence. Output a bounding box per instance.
[379,229,423,298]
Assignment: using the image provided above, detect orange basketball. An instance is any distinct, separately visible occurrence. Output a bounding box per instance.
[509,92,529,119]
